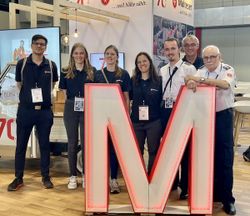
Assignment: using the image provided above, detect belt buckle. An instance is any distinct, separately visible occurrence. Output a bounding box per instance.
[34,105,42,110]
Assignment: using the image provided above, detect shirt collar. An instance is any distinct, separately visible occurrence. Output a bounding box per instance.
[169,59,183,69]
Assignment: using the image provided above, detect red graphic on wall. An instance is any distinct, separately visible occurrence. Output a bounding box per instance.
[0,118,14,141]
[172,0,177,8]
[101,0,110,5]
[77,0,84,4]
[157,0,166,8]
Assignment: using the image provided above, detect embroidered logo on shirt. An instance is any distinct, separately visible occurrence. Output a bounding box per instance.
[150,88,158,92]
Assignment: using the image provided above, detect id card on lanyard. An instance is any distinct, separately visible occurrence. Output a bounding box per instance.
[31,88,43,103]
[74,97,84,112]
[165,96,174,108]
[139,105,149,120]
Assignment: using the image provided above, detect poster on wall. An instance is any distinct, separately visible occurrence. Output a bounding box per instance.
[153,15,194,72]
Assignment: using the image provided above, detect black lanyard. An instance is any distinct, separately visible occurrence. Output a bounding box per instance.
[139,79,148,105]
[162,61,184,96]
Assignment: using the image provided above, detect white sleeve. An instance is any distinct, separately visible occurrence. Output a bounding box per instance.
[221,68,236,88]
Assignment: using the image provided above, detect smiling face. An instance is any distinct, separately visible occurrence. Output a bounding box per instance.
[72,46,85,66]
[164,40,180,64]
[31,38,47,56]
[202,46,221,72]
[104,47,118,66]
[136,54,150,75]
[183,37,199,58]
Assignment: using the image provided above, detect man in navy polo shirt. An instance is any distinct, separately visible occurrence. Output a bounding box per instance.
[8,34,58,191]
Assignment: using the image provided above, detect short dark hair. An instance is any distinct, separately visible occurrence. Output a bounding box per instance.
[31,34,48,45]
[164,37,180,48]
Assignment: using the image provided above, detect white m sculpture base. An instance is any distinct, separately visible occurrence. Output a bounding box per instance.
[85,84,215,215]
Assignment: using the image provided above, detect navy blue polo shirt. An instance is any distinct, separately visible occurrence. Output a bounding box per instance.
[130,78,162,123]
[182,55,204,70]
[59,68,95,99]
[94,67,131,92]
[15,54,58,107]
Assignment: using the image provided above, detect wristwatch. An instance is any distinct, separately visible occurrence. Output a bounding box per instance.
[199,77,206,83]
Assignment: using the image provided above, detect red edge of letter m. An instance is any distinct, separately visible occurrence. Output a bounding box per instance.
[85,84,215,214]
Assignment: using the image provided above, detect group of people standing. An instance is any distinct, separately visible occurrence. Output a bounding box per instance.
[7,33,236,215]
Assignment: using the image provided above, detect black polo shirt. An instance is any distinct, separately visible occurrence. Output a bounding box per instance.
[182,55,204,70]
[94,67,131,92]
[130,78,162,123]
[15,54,58,107]
[59,68,95,99]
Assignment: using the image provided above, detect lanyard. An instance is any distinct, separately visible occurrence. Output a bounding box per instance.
[206,64,222,79]
[139,80,148,105]
[162,61,184,96]
[162,66,178,96]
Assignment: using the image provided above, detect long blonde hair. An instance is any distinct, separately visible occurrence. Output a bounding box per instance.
[62,43,94,81]
[104,45,122,77]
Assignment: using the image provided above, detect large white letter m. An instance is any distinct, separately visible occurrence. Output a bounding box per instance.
[85,84,216,215]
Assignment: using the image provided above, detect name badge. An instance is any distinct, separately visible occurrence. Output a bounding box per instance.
[31,88,43,103]
[165,97,174,108]
[74,97,84,112]
[139,105,149,121]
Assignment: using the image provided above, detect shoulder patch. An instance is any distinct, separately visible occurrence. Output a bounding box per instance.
[223,64,232,70]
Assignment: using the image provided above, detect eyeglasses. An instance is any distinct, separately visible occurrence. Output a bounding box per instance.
[183,43,197,48]
[32,42,46,47]
[203,54,219,61]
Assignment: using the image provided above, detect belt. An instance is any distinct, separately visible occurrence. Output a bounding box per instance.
[19,104,51,110]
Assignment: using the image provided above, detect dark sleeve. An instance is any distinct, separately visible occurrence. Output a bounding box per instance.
[59,72,67,89]
[52,61,58,82]
[121,70,131,92]
[129,78,133,100]
[15,59,24,82]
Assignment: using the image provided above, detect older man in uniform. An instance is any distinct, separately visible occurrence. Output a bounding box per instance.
[160,38,197,199]
[8,34,58,191]
[185,45,236,215]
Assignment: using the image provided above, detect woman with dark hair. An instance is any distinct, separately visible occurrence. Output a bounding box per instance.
[59,43,95,189]
[94,45,130,194]
[130,52,162,174]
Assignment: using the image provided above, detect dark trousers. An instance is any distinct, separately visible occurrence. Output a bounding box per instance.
[15,106,53,179]
[133,119,162,174]
[109,134,119,179]
[160,107,189,191]
[64,99,84,176]
[214,108,235,205]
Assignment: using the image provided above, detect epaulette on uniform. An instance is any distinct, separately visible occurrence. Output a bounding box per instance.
[223,64,232,70]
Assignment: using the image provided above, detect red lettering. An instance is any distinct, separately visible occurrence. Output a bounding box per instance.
[0,118,7,139]
[7,119,14,140]
[157,0,166,7]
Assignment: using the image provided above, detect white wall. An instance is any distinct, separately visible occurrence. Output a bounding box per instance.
[68,0,152,75]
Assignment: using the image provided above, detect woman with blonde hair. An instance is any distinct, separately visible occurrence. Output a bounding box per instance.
[59,43,95,189]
